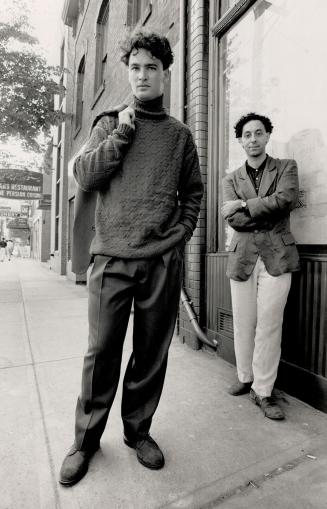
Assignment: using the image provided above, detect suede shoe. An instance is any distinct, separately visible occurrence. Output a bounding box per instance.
[228,380,252,396]
[250,389,285,420]
[124,434,165,470]
[59,444,99,486]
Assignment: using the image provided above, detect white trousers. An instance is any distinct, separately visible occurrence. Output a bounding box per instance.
[0,247,5,261]
[230,257,291,397]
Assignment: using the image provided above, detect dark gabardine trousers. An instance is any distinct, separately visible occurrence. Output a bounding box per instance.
[74,247,183,451]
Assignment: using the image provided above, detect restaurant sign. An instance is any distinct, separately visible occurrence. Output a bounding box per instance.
[0,169,43,199]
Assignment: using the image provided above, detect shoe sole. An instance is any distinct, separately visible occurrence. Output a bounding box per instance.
[59,467,88,487]
[123,437,165,470]
[58,446,99,487]
[228,388,252,396]
[250,394,285,420]
[137,455,164,470]
[228,382,252,396]
[263,410,285,420]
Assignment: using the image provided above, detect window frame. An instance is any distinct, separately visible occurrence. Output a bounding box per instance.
[94,0,110,95]
[126,0,152,27]
[207,0,257,253]
[75,55,85,134]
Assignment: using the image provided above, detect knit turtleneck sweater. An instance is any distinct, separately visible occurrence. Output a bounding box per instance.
[74,95,203,258]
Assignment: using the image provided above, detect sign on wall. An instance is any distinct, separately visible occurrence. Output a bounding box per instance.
[7,217,30,229]
[0,210,21,218]
[20,205,30,216]
[37,194,52,210]
[0,169,43,199]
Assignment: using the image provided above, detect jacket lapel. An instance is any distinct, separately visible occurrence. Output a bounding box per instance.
[258,156,277,197]
[237,163,257,199]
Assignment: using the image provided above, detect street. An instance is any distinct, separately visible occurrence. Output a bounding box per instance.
[0,258,327,509]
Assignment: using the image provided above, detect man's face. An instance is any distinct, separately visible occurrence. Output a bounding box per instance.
[128,48,169,101]
[238,120,270,157]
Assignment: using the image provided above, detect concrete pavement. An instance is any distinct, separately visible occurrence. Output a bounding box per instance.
[0,258,327,509]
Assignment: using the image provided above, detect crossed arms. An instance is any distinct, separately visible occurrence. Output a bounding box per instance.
[222,160,299,232]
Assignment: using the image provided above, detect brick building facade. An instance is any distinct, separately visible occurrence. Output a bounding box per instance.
[53,0,327,412]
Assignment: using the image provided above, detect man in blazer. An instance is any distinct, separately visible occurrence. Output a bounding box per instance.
[222,112,300,420]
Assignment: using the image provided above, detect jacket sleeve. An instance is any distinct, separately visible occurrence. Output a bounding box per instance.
[73,123,134,192]
[178,132,204,241]
[222,174,272,231]
[226,211,274,231]
[246,160,299,219]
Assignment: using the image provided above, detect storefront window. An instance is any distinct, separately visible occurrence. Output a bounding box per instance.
[219,0,327,249]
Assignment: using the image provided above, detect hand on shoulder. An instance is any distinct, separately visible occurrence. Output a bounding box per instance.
[95,116,117,135]
[119,106,135,130]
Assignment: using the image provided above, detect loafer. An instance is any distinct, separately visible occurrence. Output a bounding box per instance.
[250,389,285,420]
[124,434,165,470]
[59,444,99,486]
[228,380,252,396]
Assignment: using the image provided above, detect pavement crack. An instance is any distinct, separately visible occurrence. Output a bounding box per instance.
[195,453,315,508]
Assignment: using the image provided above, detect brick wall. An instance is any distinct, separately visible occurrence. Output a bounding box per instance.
[68,1,180,159]
[179,0,209,349]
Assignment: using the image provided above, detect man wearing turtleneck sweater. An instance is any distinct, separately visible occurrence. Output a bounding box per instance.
[59,32,203,486]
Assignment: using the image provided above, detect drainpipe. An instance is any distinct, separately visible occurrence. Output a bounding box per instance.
[181,289,218,349]
[178,1,217,350]
[178,0,186,123]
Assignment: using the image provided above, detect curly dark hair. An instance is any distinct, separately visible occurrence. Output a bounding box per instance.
[120,31,174,70]
[234,112,274,138]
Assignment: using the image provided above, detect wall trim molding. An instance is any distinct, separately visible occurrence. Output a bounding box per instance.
[278,360,327,414]
[211,0,257,38]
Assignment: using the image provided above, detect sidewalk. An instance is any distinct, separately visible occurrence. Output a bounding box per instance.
[0,258,327,509]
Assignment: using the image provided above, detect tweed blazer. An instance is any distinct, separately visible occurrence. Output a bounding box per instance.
[222,156,300,282]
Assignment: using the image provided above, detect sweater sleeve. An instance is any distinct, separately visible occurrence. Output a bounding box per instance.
[178,132,204,241]
[73,123,134,192]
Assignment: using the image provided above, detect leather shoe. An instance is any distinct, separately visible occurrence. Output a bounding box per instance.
[59,444,99,486]
[250,389,285,420]
[228,380,252,396]
[124,434,165,470]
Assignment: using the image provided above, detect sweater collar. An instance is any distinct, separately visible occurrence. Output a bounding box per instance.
[133,95,168,120]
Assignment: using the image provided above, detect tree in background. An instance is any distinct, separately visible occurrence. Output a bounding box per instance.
[0,13,65,151]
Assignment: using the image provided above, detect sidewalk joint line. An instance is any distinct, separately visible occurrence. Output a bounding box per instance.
[19,278,62,509]
[0,355,84,371]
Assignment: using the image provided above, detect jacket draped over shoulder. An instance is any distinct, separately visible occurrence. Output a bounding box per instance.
[71,107,123,274]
